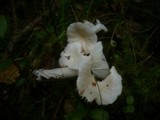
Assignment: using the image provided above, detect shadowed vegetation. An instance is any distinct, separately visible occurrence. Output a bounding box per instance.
[0,0,160,120]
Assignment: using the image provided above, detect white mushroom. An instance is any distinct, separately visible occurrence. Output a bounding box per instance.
[95,66,122,105]
[33,20,122,106]
[76,56,97,102]
[33,41,109,80]
[67,22,97,53]
[67,20,107,53]
[59,41,110,79]
[84,19,108,33]
[59,42,83,70]
[33,42,82,81]
[77,56,122,105]
[90,41,110,79]
[33,67,77,80]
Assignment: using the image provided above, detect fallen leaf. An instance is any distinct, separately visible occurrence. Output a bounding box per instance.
[0,64,20,84]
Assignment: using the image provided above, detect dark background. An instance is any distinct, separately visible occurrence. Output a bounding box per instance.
[0,0,160,120]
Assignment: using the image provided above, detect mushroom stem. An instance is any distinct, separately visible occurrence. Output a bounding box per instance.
[33,67,77,80]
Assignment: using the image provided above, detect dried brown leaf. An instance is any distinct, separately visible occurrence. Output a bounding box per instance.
[0,64,20,84]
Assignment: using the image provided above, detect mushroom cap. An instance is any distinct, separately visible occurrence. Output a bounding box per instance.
[67,22,97,53]
[77,56,122,105]
[90,41,110,79]
[77,56,97,102]
[59,42,83,70]
[95,66,122,105]
[66,20,108,54]
[59,41,110,78]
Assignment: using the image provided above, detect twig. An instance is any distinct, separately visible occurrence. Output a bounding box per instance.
[70,5,78,22]
[138,52,153,65]
[11,0,18,33]
[8,0,48,52]
[129,35,137,65]
[53,96,64,120]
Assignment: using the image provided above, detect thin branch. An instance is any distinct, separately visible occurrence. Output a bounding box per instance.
[11,0,18,32]
[8,11,48,52]
[70,5,78,22]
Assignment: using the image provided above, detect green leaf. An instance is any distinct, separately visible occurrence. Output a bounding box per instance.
[19,59,29,70]
[111,40,116,47]
[0,15,7,38]
[33,29,46,40]
[65,103,87,120]
[0,59,12,71]
[89,108,109,120]
[123,105,135,113]
[126,95,134,105]
[16,78,26,87]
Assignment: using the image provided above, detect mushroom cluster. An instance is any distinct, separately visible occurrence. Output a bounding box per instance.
[33,20,122,105]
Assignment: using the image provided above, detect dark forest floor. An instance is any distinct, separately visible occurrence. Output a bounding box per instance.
[0,0,160,120]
